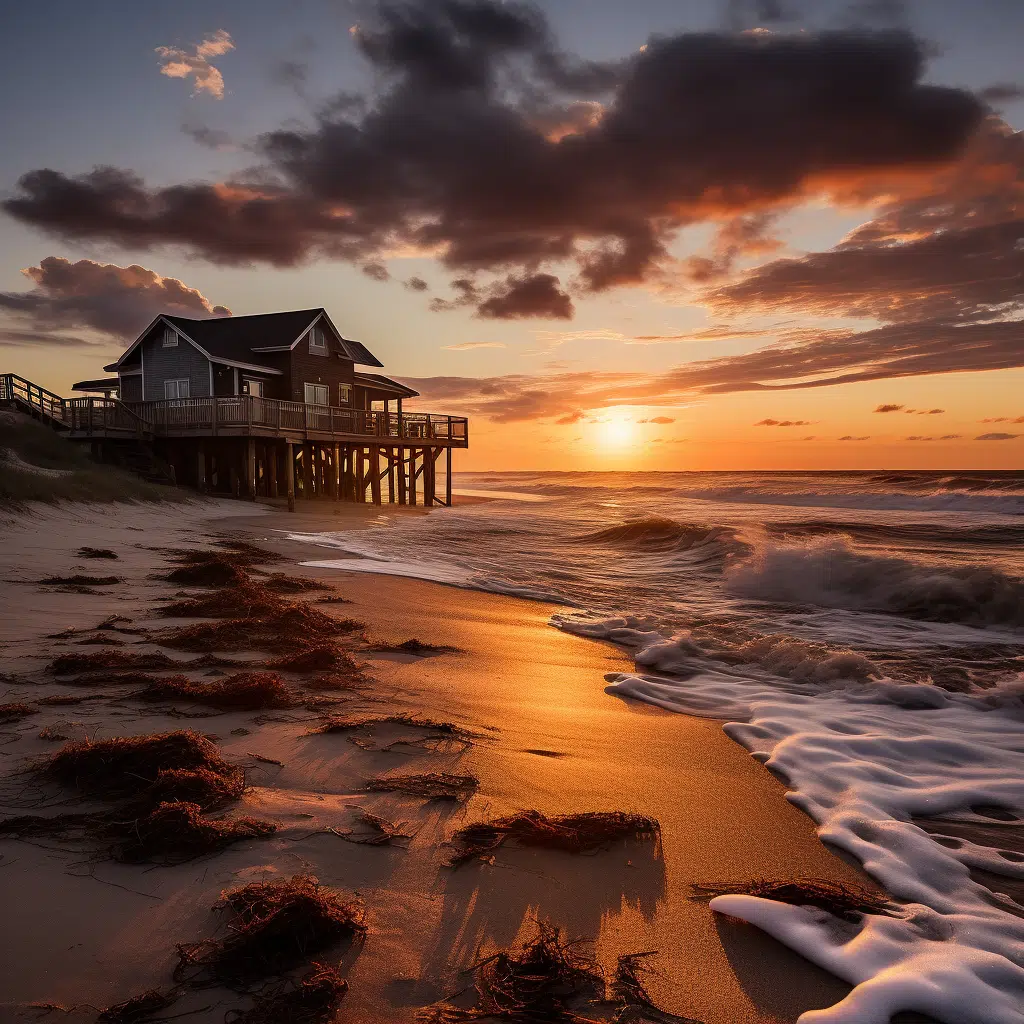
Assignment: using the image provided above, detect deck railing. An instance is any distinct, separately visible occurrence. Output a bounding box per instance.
[64,397,150,436]
[1,373,68,423]
[121,396,468,444]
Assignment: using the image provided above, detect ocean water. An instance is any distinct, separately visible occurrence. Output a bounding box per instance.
[290,470,1024,1024]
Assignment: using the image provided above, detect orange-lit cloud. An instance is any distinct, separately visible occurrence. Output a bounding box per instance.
[156,30,234,99]
[0,256,229,347]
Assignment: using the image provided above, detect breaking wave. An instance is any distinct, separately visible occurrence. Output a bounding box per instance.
[726,538,1024,628]
[578,516,748,558]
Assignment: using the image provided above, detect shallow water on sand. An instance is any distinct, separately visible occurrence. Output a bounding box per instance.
[291,470,1024,1023]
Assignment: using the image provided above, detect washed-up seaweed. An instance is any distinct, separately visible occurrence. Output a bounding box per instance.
[226,964,348,1024]
[175,875,365,988]
[158,605,363,653]
[0,702,37,722]
[365,772,479,802]
[131,672,294,711]
[447,810,661,867]
[692,877,893,920]
[108,800,276,864]
[77,547,118,560]
[49,650,177,675]
[96,989,177,1024]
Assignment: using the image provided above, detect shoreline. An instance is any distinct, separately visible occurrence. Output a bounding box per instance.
[0,498,875,1023]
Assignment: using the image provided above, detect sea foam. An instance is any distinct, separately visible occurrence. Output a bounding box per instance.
[558,615,1024,1023]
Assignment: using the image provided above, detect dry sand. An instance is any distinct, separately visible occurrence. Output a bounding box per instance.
[0,498,876,1023]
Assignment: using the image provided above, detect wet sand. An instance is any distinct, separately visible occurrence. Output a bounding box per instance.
[0,498,875,1023]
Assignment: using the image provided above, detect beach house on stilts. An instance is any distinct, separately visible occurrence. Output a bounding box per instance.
[4,308,468,509]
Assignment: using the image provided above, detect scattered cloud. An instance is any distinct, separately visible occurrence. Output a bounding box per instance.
[156,30,234,99]
[181,123,236,150]
[442,341,507,351]
[874,403,903,413]
[404,276,429,291]
[0,256,229,347]
[980,415,1024,423]
[639,416,675,424]
[906,434,962,441]
[9,8,984,323]
[755,418,811,426]
[975,432,1019,441]
[838,435,870,440]
[361,261,391,282]
[556,409,585,424]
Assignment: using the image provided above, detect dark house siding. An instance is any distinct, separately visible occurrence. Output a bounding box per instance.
[119,374,143,402]
[286,326,356,405]
[141,322,212,400]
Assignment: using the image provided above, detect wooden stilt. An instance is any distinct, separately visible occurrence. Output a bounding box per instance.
[408,449,418,506]
[268,446,278,498]
[387,448,397,503]
[302,443,313,498]
[247,439,257,500]
[424,447,434,507]
[285,442,295,512]
[397,448,407,505]
[197,442,207,493]
[332,444,340,500]
[370,446,381,505]
[355,448,365,502]
[446,446,452,506]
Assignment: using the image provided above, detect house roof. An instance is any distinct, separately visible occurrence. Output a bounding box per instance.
[110,308,385,372]
[72,377,121,393]
[354,372,420,398]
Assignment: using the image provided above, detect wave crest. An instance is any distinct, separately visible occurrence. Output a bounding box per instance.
[579,516,745,556]
[726,538,1024,628]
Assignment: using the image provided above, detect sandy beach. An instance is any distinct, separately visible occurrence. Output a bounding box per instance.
[0,498,877,1024]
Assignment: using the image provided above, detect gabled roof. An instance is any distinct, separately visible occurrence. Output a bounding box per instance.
[354,372,420,398]
[109,309,385,372]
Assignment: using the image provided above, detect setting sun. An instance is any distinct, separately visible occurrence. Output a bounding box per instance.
[593,414,636,450]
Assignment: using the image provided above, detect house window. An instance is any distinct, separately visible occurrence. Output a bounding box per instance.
[241,377,264,397]
[308,326,327,353]
[162,326,178,347]
[304,383,329,406]
[338,384,351,404]
[164,378,190,400]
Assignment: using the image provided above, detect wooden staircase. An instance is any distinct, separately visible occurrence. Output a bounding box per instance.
[0,373,70,428]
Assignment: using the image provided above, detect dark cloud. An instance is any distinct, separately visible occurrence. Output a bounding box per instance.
[975,432,1019,441]
[4,6,985,320]
[838,435,870,440]
[874,403,903,412]
[906,434,961,441]
[980,83,1024,105]
[404,276,429,291]
[755,418,811,426]
[980,415,1024,424]
[0,256,230,347]
[477,273,572,319]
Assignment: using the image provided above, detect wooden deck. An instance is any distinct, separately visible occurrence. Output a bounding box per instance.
[2,375,467,447]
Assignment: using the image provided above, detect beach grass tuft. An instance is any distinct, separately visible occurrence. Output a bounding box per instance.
[693,877,892,920]
[447,810,661,867]
[174,875,364,987]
